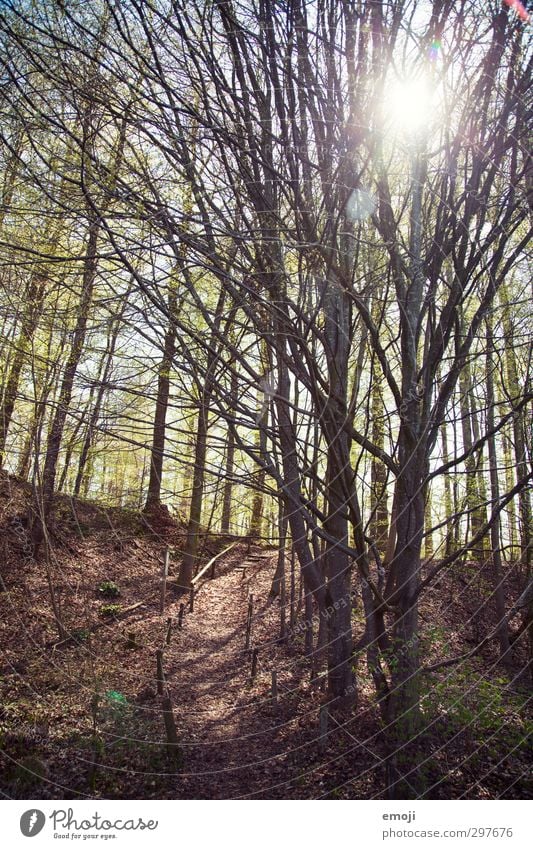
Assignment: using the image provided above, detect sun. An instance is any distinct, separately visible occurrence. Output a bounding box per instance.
[383,75,434,135]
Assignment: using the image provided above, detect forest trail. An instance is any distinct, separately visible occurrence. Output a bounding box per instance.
[1,484,530,801]
[161,549,314,799]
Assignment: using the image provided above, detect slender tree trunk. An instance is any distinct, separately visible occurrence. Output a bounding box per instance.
[385,147,426,798]
[322,270,355,704]
[424,486,434,559]
[144,286,178,512]
[459,354,488,561]
[220,369,237,535]
[177,289,227,588]
[31,219,99,554]
[440,421,454,557]
[0,273,46,467]
[178,434,194,518]
[17,319,65,481]
[74,291,128,496]
[249,399,267,540]
[177,389,209,588]
[486,319,511,662]
[500,285,532,576]
[501,425,518,560]
[273,329,327,650]
[370,291,389,557]
[386,436,425,795]
[57,394,92,493]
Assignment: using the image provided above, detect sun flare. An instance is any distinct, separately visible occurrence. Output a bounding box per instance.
[384,76,434,134]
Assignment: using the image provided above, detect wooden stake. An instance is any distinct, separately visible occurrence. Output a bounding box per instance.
[161,686,181,765]
[319,703,329,753]
[304,588,314,656]
[280,566,287,641]
[245,594,253,650]
[165,617,172,645]
[125,631,138,650]
[251,646,259,680]
[156,649,165,695]
[290,544,296,629]
[178,603,184,630]
[189,587,194,613]
[278,505,288,641]
[160,547,169,613]
[271,670,278,705]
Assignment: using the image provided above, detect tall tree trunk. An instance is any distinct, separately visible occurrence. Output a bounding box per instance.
[459,353,488,561]
[17,317,66,481]
[369,292,389,557]
[440,420,454,557]
[500,284,532,576]
[57,394,92,493]
[144,285,178,512]
[177,288,227,588]
[386,436,425,797]
[322,269,355,704]
[273,325,328,653]
[73,298,126,497]
[486,319,511,662]
[31,219,99,554]
[249,386,268,540]
[424,485,434,559]
[0,273,46,467]
[385,147,426,798]
[220,369,237,535]
[177,390,209,588]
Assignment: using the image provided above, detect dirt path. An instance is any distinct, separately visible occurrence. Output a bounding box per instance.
[161,549,317,798]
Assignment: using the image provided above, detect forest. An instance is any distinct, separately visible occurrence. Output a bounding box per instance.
[0,0,531,801]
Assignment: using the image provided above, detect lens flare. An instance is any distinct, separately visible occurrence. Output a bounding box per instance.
[503,0,530,23]
[384,76,434,134]
[428,39,441,62]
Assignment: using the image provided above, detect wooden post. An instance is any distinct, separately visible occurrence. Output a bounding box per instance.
[189,587,194,613]
[178,603,184,630]
[304,587,314,657]
[278,504,288,641]
[251,646,259,680]
[161,686,181,766]
[160,547,169,613]
[280,564,287,641]
[245,594,253,650]
[165,617,172,645]
[319,703,329,753]
[156,649,165,695]
[125,631,138,650]
[271,670,278,705]
[289,542,296,629]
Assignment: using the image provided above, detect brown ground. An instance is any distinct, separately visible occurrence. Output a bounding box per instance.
[0,471,531,799]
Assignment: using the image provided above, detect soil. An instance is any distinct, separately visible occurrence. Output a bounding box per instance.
[0,472,531,799]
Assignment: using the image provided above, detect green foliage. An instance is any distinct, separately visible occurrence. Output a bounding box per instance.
[422,665,531,751]
[70,627,90,643]
[101,690,129,729]
[419,625,451,656]
[91,689,175,774]
[98,580,120,598]
[12,754,48,791]
[99,603,122,617]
